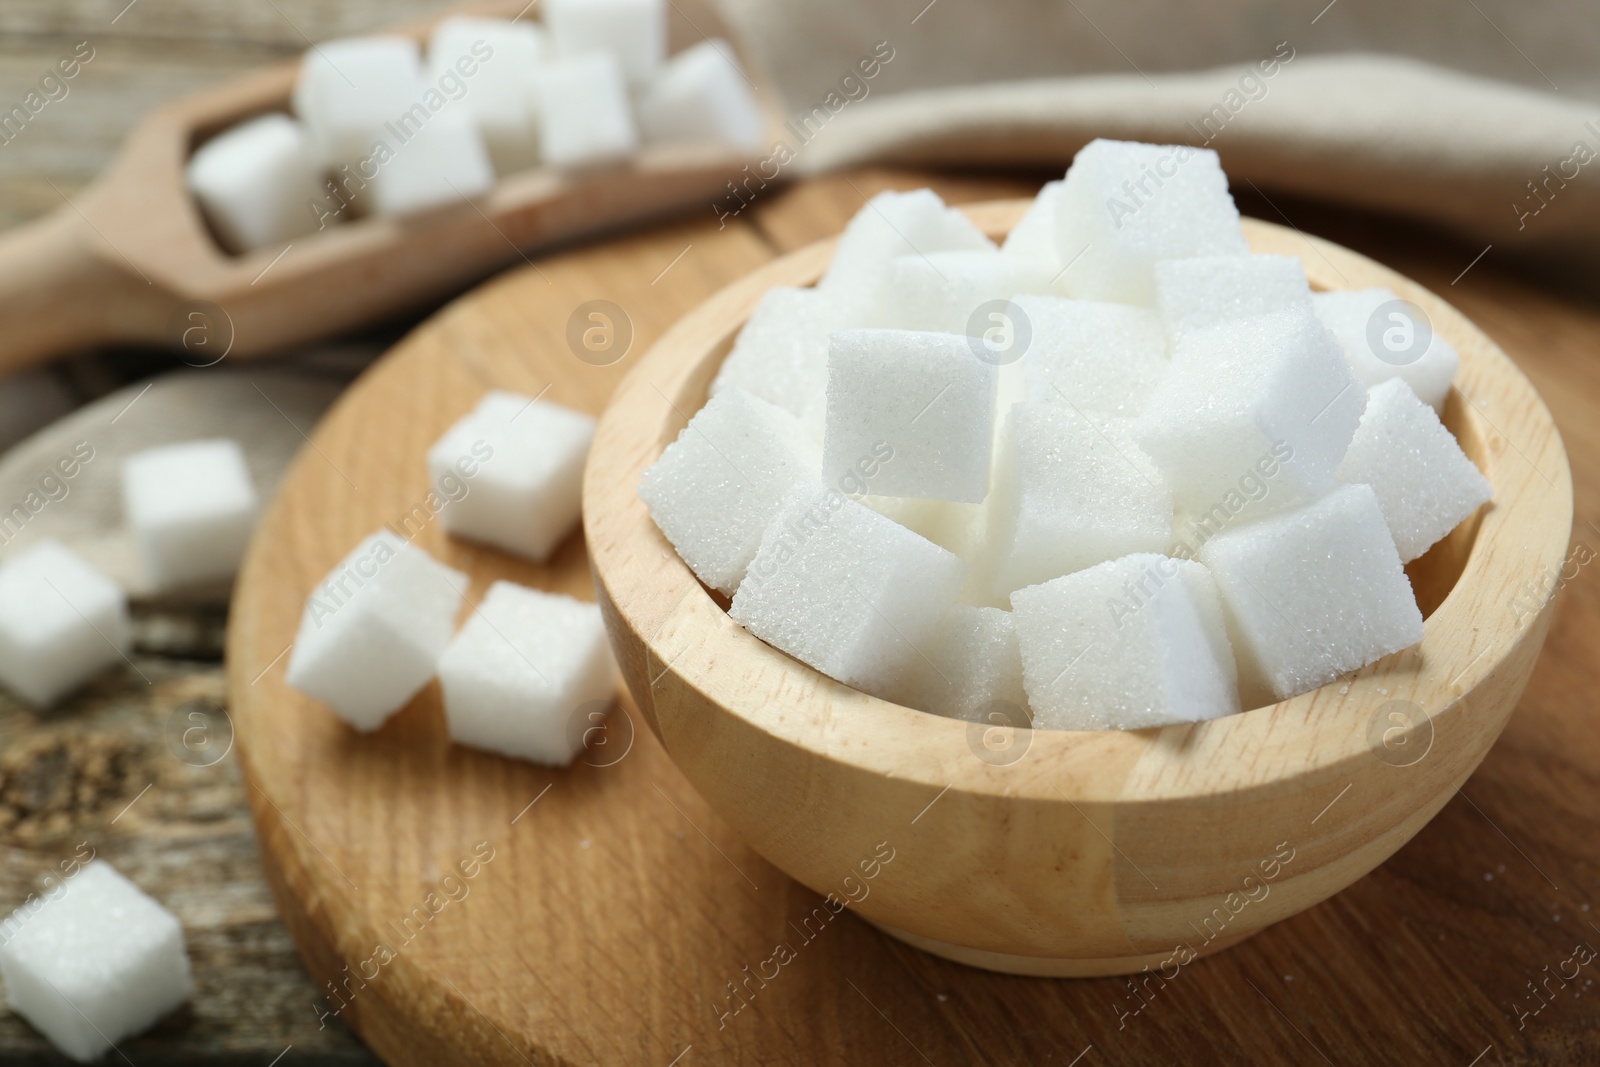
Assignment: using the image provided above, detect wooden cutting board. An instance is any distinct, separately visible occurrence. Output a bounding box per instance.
[228,169,1600,1066]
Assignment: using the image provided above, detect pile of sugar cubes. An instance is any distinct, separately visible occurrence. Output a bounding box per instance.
[285,390,618,766]
[187,0,766,252]
[0,438,259,709]
[641,138,1492,729]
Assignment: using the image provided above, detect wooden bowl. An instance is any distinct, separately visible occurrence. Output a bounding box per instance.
[584,201,1574,977]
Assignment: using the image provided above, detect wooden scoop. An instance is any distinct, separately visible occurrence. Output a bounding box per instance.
[0,0,778,373]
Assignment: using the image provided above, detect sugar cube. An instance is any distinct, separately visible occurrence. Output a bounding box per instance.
[818,189,995,300]
[639,387,821,595]
[730,483,966,696]
[438,581,616,765]
[823,329,996,503]
[1001,180,1064,267]
[1153,254,1311,339]
[708,285,863,431]
[425,390,596,562]
[285,530,466,731]
[1013,553,1239,729]
[293,36,423,176]
[546,0,666,84]
[121,438,259,591]
[986,403,1172,599]
[1336,378,1492,561]
[637,39,765,151]
[1134,308,1365,518]
[368,108,495,215]
[877,251,1057,335]
[535,52,639,168]
[0,540,130,708]
[1200,482,1423,702]
[1015,295,1168,416]
[1055,138,1247,304]
[877,604,1027,721]
[428,17,547,174]
[186,114,326,253]
[0,862,192,1063]
[1312,288,1459,412]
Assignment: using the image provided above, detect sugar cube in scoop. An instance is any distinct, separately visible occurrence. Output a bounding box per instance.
[0,540,130,708]
[429,17,546,174]
[536,52,639,168]
[1312,288,1459,412]
[293,36,422,178]
[547,0,666,84]
[121,438,259,591]
[0,862,192,1063]
[186,114,325,253]
[638,39,765,151]
[369,108,495,215]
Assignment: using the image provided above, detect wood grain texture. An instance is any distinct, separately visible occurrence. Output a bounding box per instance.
[221,170,1600,1065]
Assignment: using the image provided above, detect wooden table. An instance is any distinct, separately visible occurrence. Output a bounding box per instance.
[3,8,1600,1066]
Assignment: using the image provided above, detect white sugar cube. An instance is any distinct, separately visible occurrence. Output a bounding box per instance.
[547,0,665,83]
[438,581,616,765]
[1312,288,1460,412]
[639,387,821,595]
[186,114,325,253]
[824,329,996,503]
[285,530,466,731]
[1336,378,1492,561]
[1134,308,1364,517]
[293,36,423,176]
[1153,254,1311,339]
[121,438,259,591]
[987,403,1172,599]
[637,39,765,151]
[428,17,547,174]
[878,605,1027,721]
[1013,553,1239,730]
[1015,296,1168,416]
[535,52,639,168]
[1001,180,1064,267]
[730,483,966,696]
[878,251,1056,335]
[819,189,995,299]
[709,285,863,430]
[425,391,596,562]
[1055,139,1247,304]
[0,862,192,1063]
[1200,483,1423,702]
[369,109,495,215]
[0,540,129,708]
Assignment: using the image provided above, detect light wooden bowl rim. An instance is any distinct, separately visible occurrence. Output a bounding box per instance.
[585,200,1573,806]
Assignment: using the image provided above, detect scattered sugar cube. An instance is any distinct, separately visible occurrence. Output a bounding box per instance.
[121,438,259,591]
[819,189,995,300]
[546,0,666,84]
[730,483,966,696]
[824,329,996,503]
[1001,180,1064,267]
[1015,296,1168,416]
[987,403,1172,599]
[639,387,821,595]
[708,285,863,431]
[878,252,1056,334]
[293,36,423,175]
[0,540,130,708]
[1134,308,1365,517]
[1154,254,1311,339]
[535,52,640,168]
[438,581,616,765]
[637,39,765,151]
[1013,553,1239,730]
[877,605,1027,721]
[425,391,596,562]
[1200,483,1424,702]
[428,17,547,174]
[369,108,495,215]
[186,114,325,253]
[1312,288,1460,412]
[0,862,192,1063]
[1055,138,1247,304]
[1336,378,1492,561]
[285,530,466,731]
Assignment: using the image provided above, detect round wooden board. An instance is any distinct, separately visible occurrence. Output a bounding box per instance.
[229,173,1600,1066]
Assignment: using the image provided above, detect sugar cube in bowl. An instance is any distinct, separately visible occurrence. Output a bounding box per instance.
[585,191,1571,976]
